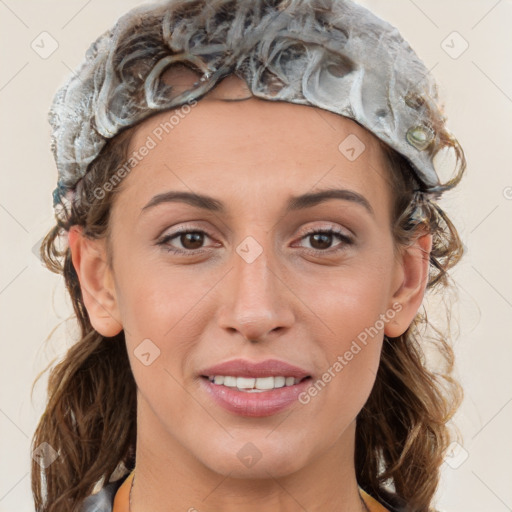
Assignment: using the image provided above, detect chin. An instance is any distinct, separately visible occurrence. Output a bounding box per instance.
[198,439,310,479]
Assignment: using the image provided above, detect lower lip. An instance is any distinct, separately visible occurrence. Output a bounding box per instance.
[200,377,312,417]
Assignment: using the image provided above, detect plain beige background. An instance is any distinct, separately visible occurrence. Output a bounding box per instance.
[1,1,511,511]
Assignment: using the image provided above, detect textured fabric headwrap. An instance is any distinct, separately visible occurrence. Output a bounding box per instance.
[49,0,463,211]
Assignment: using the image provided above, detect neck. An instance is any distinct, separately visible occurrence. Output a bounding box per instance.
[131,394,367,512]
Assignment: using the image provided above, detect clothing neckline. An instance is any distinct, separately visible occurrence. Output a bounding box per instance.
[111,470,391,512]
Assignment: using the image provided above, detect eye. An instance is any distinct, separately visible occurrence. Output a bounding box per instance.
[157,227,217,255]
[295,227,354,255]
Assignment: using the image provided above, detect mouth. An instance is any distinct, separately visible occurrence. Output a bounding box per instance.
[197,358,314,416]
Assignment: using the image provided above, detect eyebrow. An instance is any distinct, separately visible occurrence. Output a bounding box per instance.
[140,188,374,216]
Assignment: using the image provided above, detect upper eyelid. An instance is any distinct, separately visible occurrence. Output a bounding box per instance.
[159,222,351,239]
[300,224,352,237]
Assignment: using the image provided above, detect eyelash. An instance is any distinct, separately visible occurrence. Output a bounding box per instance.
[156,225,354,257]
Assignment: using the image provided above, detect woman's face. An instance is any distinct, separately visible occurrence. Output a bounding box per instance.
[83,78,423,480]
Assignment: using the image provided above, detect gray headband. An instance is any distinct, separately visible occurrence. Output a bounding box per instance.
[49,0,461,209]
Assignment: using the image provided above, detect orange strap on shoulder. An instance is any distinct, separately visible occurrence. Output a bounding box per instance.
[359,487,391,512]
[112,470,134,512]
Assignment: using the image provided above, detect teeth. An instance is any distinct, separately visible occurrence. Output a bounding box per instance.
[213,375,225,385]
[223,376,236,387]
[208,375,301,391]
[237,377,256,389]
[274,376,285,388]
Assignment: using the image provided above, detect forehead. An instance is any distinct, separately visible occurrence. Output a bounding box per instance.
[116,86,393,219]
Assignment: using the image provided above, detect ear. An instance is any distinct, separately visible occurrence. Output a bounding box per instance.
[384,232,432,338]
[67,226,123,337]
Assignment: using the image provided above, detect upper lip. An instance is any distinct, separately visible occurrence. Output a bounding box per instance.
[200,358,312,380]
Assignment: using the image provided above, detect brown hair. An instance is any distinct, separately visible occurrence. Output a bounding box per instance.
[355,138,465,511]
[32,108,466,512]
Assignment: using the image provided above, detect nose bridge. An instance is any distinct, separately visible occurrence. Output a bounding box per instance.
[217,232,294,341]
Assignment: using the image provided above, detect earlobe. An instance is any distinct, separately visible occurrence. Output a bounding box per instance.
[384,232,432,338]
[67,226,123,337]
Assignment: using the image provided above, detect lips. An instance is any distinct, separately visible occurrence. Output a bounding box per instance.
[198,358,313,417]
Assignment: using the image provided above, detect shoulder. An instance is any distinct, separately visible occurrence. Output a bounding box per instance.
[79,473,129,512]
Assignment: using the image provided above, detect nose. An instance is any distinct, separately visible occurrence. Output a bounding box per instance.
[216,239,295,343]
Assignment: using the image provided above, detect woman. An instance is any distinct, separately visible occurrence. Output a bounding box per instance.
[32,0,465,511]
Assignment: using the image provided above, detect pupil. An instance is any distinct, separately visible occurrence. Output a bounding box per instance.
[311,233,331,250]
[182,232,203,249]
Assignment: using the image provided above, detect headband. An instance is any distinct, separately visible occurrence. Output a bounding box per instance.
[49,0,461,209]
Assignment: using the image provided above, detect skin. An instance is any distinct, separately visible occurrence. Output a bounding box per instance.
[68,74,432,512]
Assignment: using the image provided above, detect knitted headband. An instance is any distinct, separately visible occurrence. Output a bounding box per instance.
[49,0,462,210]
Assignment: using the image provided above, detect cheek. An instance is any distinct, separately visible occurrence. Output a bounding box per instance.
[294,248,395,340]
[113,246,207,336]
[113,256,215,391]
[292,250,393,414]
[117,268,206,418]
